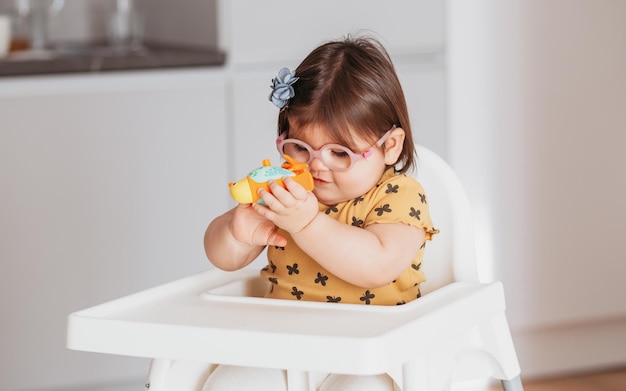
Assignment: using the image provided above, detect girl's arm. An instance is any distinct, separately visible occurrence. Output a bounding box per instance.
[292,214,425,287]
[204,204,287,271]
[253,177,425,287]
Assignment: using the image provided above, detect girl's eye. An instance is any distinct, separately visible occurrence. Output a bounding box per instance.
[294,144,308,152]
[330,149,350,159]
[284,142,308,155]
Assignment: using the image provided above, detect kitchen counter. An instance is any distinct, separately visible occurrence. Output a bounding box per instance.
[0,45,226,77]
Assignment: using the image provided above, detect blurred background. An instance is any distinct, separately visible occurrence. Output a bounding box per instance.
[0,0,624,390]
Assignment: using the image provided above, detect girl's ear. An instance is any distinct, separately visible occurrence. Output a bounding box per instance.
[383,127,405,166]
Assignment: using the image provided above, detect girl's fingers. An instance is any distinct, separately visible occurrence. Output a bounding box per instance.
[251,201,274,220]
[264,180,297,209]
[266,230,288,247]
[257,187,281,211]
[282,176,308,199]
[259,178,309,215]
[267,180,289,200]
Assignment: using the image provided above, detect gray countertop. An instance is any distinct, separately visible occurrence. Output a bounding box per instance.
[0,45,226,77]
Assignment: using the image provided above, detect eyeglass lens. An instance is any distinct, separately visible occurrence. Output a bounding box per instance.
[281,141,354,170]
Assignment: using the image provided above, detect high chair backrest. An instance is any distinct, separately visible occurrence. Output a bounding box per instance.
[413,145,479,294]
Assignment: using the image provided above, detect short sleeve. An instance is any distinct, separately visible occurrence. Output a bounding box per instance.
[362,174,438,240]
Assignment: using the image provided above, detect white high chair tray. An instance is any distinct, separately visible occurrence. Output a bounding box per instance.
[67,268,504,376]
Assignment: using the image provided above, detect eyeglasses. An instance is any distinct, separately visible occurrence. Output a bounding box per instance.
[276,126,395,171]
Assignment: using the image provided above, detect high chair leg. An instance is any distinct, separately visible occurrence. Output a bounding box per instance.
[402,355,428,391]
[402,350,454,391]
[502,375,524,391]
[145,359,172,391]
[287,369,310,391]
[478,312,522,382]
[145,359,214,391]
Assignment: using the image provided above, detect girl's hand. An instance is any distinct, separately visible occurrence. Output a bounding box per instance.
[230,204,287,247]
[253,176,319,234]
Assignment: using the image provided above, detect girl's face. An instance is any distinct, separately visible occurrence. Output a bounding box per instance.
[287,124,388,205]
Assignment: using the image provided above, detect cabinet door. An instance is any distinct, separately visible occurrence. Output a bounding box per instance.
[230,68,284,179]
[0,70,227,390]
[219,0,444,64]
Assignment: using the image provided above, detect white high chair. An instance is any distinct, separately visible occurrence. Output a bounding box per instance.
[67,145,524,391]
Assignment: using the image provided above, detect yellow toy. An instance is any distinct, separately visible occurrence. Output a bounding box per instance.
[228,155,314,204]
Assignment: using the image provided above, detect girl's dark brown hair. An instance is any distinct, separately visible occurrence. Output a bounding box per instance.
[277,36,416,173]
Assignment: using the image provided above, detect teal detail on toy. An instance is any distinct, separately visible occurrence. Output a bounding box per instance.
[228,155,315,204]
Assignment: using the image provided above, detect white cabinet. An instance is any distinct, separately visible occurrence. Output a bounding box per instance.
[0,70,228,390]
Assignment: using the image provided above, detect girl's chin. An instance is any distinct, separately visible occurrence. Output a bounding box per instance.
[313,191,335,206]
[314,191,350,206]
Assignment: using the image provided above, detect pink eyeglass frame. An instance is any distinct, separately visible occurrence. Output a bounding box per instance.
[276,125,396,171]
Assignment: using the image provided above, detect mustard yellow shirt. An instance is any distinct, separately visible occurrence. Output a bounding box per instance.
[260,169,438,305]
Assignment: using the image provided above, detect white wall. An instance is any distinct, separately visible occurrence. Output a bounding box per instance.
[447,0,626,378]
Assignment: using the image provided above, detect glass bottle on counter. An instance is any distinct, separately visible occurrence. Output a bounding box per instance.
[8,0,30,51]
[0,14,10,57]
[8,0,65,51]
[107,0,143,51]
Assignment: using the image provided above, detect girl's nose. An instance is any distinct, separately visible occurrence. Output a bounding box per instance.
[308,156,329,171]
